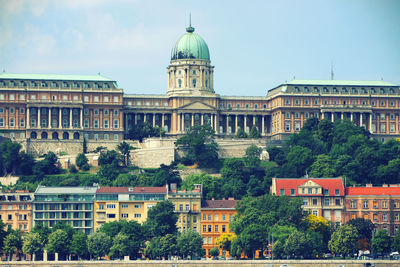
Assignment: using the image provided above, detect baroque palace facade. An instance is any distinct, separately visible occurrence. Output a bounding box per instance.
[0,24,399,142]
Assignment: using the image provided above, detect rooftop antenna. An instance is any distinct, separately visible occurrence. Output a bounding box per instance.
[189,13,191,27]
[330,60,334,80]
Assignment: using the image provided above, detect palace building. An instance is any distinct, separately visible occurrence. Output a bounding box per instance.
[0,24,399,143]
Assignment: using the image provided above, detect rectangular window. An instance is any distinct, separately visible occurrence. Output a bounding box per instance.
[222,225,226,232]
[383,213,388,221]
[280,189,285,195]
[134,204,141,208]
[395,213,399,221]
[134,214,141,218]
[335,189,340,196]
[363,201,369,209]
[312,199,318,206]
[104,120,109,128]
[203,225,206,232]
[350,200,356,209]
[323,189,329,196]
[114,96,119,102]
[383,200,387,209]
[121,204,128,208]
[222,214,226,221]
[290,189,295,196]
[324,198,330,206]
[94,120,99,128]
[215,225,219,232]
[106,204,115,209]
[104,96,109,102]
[208,225,211,232]
[203,214,206,221]
[94,96,99,102]
[185,204,189,211]
[107,214,116,218]
[114,119,119,128]
[121,213,128,218]
[335,199,341,206]
[303,199,308,206]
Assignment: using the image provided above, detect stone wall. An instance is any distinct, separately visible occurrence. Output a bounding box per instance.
[18,138,268,169]
[0,260,393,267]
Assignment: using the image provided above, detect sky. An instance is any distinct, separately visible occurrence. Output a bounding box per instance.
[1,0,399,96]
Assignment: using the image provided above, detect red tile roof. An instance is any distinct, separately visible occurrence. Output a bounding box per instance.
[201,199,237,209]
[274,178,344,196]
[346,187,400,196]
[96,187,167,194]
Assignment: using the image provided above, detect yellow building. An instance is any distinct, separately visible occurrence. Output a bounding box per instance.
[94,186,167,230]
[0,190,33,233]
[167,183,201,233]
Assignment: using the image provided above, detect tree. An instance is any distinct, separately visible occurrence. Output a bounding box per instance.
[245,145,262,167]
[235,128,248,138]
[0,219,8,251]
[309,154,335,177]
[82,137,87,153]
[249,125,261,138]
[126,122,165,142]
[109,232,130,259]
[371,230,391,256]
[23,232,45,261]
[98,150,121,168]
[281,146,314,177]
[177,230,203,259]
[31,223,51,245]
[45,229,70,259]
[0,140,22,175]
[145,234,178,260]
[283,229,312,259]
[216,233,236,253]
[117,141,134,166]
[393,230,400,253]
[19,151,35,175]
[87,231,111,260]
[33,152,60,176]
[176,125,218,168]
[145,200,178,238]
[346,218,375,241]
[3,231,22,260]
[76,153,90,171]
[70,231,88,260]
[209,247,220,257]
[328,225,359,258]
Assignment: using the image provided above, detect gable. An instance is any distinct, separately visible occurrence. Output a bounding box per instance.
[179,101,216,110]
[299,180,321,188]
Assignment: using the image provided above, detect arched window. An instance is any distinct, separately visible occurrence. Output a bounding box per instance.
[30,132,37,139]
[63,132,69,140]
[52,132,59,139]
[178,79,182,88]
[73,132,80,140]
[205,80,208,88]
[41,132,48,139]
[9,118,14,127]
[192,79,196,88]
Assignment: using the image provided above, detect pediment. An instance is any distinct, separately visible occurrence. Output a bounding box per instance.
[179,101,216,110]
[299,180,321,188]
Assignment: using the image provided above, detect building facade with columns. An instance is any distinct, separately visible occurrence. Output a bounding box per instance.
[0,24,399,143]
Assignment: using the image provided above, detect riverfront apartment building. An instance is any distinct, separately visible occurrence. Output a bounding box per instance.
[0,190,33,233]
[33,186,97,234]
[94,186,167,230]
[0,24,399,144]
[201,198,237,258]
[167,183,202,233]
[271,178,345,224]
[344,185,400,236]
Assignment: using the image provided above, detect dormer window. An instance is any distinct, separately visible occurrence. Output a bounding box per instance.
[83,83,89,89]
[308,188,312,194]
[371,88,376,94]
[361,88,367,94]
[313,87,319,93]
[390,88,395,94]
[19,81,26,87]
[41,82,47,87]
[51,82,57,88]
[332,87,338,93]
[380,88,385,94]
[30,82,37,88]
[9,81,15,87]
[341,87,347,93]
[304,87,309,92]
[73,83,79,88]
[323,87,329,93]
[294,87,300,92]
[352,88,357,94]
[323,189,329,196]
[63,82,69,88]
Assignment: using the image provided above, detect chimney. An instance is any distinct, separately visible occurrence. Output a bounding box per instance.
[211,197,215,201]
[366,184,373,187]
[228,197,235,200]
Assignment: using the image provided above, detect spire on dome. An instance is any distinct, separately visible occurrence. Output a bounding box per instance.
[186,13,195,33]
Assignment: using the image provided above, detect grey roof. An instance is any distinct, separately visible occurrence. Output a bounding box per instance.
[35,186,98,194]
[0,73,115,82]
[285,79,398,87]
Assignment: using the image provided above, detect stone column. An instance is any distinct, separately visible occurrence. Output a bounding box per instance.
[235,115,238,133]
[38,107,41,128]
[211,114,214,129]
[321,112,325,120]
[201,114,204,125]
[244,115,247,133]
[27,107,30,129]
[182,113,185,132]
[59,108,62,128]
[199,68,203,88]
[214,114,218,133]
[350,112,353,122]
[262,115,265,135]
[341,112,344,120]
[360,113,363,127]
[80,108,83,128]
[119,109,123,130]
[396,114,399,134]
[48,108,51,128]
[177,113,181,133]
[161,113,165,128]
[331,112,334,123]
[69,108,72,129]
[191,113,194,127]
[134,113,138,124]
[143,113,147,123]
[153,113,156,127]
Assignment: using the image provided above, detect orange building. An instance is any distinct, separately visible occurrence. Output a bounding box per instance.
[201,198,236,258]
[0,190,33,233]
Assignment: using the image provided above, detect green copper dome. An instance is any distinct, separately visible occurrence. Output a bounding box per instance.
[171,25,210,61]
